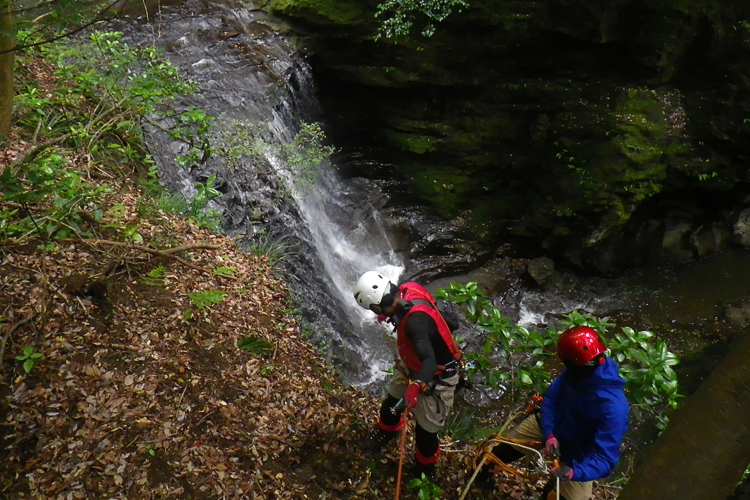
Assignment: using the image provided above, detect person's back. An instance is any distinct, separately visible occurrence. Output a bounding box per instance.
[541,356,629,481]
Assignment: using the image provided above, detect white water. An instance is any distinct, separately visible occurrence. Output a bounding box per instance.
[263,73,406,387]
[120,2,408,390]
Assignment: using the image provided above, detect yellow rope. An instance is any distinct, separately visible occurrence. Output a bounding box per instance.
[473,435,543,480]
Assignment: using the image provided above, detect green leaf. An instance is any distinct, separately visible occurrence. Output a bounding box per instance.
[188,290,226,310]
[237,336,274,356]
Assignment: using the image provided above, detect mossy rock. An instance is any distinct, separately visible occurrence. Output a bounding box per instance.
[265,0,372,27]
[410,167,472,217]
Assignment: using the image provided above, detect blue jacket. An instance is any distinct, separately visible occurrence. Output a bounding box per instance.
[540,357,629,482]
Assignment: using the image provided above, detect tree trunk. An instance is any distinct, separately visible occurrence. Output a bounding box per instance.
[0,1,14,140]
[618,330,750,500]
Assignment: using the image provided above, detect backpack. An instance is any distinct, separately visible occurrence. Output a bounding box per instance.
[437,300,461,332]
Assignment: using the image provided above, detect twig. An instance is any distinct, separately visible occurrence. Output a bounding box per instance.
[0,314,35,371]
[458,456,487,500]
[190,409,216,432]
[9,133,72,168]
[61,239,239,280]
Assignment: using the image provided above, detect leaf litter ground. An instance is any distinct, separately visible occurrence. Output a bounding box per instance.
[0,166,619,500]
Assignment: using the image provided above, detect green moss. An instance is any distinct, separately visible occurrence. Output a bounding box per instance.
[613,133,663,164]
[266,0,368,26]
[411,168,471,217]
[385,130,437,154]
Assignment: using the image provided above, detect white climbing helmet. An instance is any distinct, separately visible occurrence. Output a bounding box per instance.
[353,271,392,310]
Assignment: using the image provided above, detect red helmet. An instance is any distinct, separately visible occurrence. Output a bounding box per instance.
[557,326,606,367]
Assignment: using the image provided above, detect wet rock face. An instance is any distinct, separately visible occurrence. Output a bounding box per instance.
[265,0,750,276]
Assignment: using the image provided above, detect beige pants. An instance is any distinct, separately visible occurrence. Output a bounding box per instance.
[504,415,593,500]
[387,365,458,434]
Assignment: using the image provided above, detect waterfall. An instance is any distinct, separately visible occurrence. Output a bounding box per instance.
[119,0,404,390]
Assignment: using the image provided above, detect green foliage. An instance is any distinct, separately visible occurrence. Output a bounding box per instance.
[188,290,226,310]
[215,120,337,189]
[237,335,275,356]
[16,345,43,374]
[0,150,109,240]
[435,282,488,323]
[443,406,477,442]
[4,30,222,243]
[554,142,593,187]
[438,283,682,428]
[248,233,291,269]
[213,266,235,277]
[609,328,681,419]
[188,174,222,231]
[375,0,469,39]
[36,31,196,165]
[141,264,167,286]
[698,171,718,181]
[408,474,442,500]
[171,106,215,169]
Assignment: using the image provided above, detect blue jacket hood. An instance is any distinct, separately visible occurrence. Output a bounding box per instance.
[570,356,627,390]
[540,357,629,482]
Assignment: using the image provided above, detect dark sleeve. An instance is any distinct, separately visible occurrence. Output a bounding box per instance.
[404,311,440,383]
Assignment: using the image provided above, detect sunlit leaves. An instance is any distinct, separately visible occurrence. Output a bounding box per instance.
[439,281,682,428]
[374,0,470,40]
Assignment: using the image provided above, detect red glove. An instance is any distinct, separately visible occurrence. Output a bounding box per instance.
[545,434,559,458]
[550,465,574,482]
[404,382,422,409]
[377,314,391,324]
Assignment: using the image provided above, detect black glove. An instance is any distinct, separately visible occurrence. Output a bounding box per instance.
[550,465,574,482]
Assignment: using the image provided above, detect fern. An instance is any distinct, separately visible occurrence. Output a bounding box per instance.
[237,335,274,356]
[188,290,226,310]
[141,264,166,286]
[213,266,235,276]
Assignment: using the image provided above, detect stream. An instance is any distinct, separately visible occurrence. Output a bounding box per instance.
[116,0,750,400]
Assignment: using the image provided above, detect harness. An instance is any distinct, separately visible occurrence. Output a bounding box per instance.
[394,282,462,376]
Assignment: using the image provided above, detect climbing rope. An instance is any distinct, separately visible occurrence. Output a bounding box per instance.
[458,434,550,500]
[394,407,410,500]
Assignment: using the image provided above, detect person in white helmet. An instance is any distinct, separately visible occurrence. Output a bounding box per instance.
[353,271,463,480]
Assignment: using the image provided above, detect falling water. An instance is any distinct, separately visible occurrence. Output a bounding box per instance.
[118,0,405,390]
[118,0,750,398]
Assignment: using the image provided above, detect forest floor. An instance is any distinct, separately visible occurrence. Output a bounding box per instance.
[0,48,625,500]
[0,167,623,500]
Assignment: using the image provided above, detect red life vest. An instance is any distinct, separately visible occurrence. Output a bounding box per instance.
[396,282,461,374]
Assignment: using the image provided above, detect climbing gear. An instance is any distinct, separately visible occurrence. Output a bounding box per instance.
[557,326,606,367]
[459,435,549,500]
[390,398,405,415]
[395,281,462,374]
[526,393,544,413]
[353,271,393,311]
[548,458,562,500]
[458,394,549,500]
[394,407,410,500]
[474,435,546,479]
